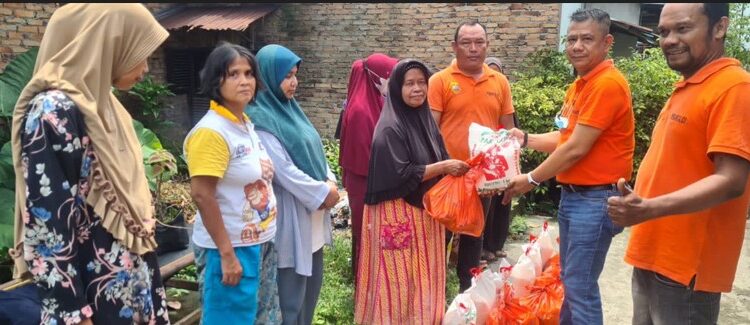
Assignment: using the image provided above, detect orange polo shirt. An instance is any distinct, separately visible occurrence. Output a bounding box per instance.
[625,58,750,293]
[555,59,634,185]
[428,61,515,161]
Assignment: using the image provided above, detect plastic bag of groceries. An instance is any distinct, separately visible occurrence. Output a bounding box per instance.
[521,239,543,277]
[486,283,540,325]
[444,293,478,325]
[520,255,564,325]
[509,247,538,299]
[424,153,486,237]
[536,222,558,268]
[467,123,521,195]
[466,268,498,325]
[493,258,513,292]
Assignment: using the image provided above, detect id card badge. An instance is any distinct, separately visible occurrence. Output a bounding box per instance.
[554,113,569,129]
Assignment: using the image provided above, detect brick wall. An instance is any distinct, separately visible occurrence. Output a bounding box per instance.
[2,3,561,139]
[0,3,58,68]
[0,3,170,71]
[252,3,561,138]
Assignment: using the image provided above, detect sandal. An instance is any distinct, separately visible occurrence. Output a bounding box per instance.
[481,249,497,261]
[494,250,507,258]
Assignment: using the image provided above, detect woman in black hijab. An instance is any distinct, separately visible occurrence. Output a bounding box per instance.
[354,59,468,324]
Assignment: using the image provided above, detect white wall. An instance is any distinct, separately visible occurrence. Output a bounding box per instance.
[559,3,584,51]
[585,3,641,25]
[559,3,643,52]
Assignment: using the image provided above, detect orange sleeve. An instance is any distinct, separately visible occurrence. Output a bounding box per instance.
[576,77,629,130]
[706,83,750,162]
[500,76,515,115]
[428,73,445,112]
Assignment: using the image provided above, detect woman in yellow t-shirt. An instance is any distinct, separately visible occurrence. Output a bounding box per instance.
[183,42,280,324]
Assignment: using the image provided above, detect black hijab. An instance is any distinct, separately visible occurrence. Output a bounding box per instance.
[364,59,450,208]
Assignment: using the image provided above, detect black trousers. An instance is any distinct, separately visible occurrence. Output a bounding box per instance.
[484,193,512,253]
[447,195,496,291]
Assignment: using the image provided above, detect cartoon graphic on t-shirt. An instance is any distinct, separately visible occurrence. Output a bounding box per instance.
[241,224,260,243]
[241,179,277,242]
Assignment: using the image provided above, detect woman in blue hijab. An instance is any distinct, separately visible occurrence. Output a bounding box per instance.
[246,44,340,325]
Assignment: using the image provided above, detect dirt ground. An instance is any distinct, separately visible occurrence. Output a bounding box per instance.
[497,215,750,324]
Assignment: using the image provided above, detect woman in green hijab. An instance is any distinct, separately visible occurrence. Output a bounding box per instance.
[246,44,340,325]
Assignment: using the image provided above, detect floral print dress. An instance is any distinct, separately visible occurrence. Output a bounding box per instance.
[19,90,170,325]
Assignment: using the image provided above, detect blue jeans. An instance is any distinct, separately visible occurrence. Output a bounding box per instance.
[558,188,623,325]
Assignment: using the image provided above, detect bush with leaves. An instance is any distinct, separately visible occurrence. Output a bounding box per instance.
[727,3,750,69]
[322,138,342,184]
[0,48,38,253]
[510,49,572,213]
[313,230,354,324]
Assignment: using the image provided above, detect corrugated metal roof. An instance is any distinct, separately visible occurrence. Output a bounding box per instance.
[159,5,278,31]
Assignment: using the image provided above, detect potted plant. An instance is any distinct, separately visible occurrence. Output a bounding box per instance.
[147,149,193,255]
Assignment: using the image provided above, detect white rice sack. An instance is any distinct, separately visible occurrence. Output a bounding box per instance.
[467,123,521,194]
[444,293,477,325]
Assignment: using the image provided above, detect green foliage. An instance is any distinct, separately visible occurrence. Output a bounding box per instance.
[117,76,185,177]
[132,119,176,192]
[509,215,530,240]
[0,188,14,249]
[511,50,571,209]
[127,75,176,121]
[727,3,750,69]
[173,264,197,281]
[614,49,679,177]
[0,47,38,118]
[0,48,38,252]
[322,138,342,184]
[445,267,460,308]
[512,48,574,88]
[313,230,354,324]
[0,137,15,249]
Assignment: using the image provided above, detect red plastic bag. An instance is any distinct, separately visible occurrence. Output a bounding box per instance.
[520,255,564,325]
[424,154,485,237]
[486,283,540,325]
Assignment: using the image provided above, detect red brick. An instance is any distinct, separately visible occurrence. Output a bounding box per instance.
[21,39,40,47]
[1,3,24,9]
[24,3,42,10]
[14,9,34,18]
[1,38,20,46]
[18,25,38,33]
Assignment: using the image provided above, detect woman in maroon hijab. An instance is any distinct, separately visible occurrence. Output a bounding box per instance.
[339,53,398,282]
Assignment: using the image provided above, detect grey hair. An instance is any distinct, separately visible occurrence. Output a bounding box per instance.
[570,8,611,35]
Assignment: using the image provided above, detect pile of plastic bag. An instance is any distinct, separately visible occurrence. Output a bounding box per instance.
[444,222,564,325]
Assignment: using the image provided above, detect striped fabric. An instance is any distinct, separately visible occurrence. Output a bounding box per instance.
[355,198,446,325]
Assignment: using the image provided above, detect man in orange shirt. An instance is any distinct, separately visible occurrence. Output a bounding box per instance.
[428,20,516,291]
[607,3,750,324]
[503,8,634,325]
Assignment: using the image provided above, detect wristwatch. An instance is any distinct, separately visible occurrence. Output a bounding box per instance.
[527,172,540,187]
